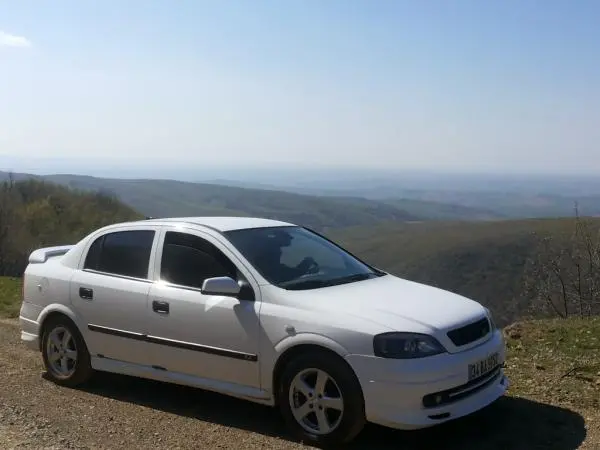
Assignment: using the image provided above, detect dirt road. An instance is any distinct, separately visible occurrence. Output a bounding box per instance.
[0,319,595,449]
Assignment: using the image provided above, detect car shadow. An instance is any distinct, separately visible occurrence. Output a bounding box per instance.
[60,371,587,450]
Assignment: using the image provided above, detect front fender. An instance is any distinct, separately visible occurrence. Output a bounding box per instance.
[260,332,350,398]
[273,332,349,357]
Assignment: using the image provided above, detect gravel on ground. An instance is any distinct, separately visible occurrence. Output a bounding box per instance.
[0,319,597,449]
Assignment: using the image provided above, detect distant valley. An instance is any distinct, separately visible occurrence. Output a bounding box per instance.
[4,170,598,229]
[206,176,600,220]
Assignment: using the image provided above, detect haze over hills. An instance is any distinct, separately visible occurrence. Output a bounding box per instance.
[205,173,600,219]
[2,169,599,224]
[204,170,600,197]
[0,171,502,228]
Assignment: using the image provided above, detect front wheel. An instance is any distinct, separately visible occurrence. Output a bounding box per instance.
[41,316,93,387]
[278,352,366,446]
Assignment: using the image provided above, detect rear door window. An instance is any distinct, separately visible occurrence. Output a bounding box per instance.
[84,230,155,279]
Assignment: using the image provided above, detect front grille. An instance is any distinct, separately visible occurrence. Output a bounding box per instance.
[422,365,501,408]
[447,317,490,347]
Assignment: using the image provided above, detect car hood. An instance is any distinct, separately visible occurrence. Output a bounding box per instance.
[279,274,487,333]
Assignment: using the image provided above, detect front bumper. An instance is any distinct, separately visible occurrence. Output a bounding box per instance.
[345,329,508,430]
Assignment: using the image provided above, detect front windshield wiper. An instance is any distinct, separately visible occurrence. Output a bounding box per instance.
[282,279,334,291]
[282,272,379,291]
[329,272,378,285]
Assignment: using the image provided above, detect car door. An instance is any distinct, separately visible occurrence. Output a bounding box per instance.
[146,227,261,389]
[70,226,159,366]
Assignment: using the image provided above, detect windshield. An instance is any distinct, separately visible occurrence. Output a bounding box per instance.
[223,226,385,290]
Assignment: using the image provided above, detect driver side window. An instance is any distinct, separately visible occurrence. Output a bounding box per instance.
[160,231,237,289]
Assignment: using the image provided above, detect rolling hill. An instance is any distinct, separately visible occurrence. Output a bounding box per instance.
[0,171,500,229]
[205,176,600,219]
[332,217,600,327]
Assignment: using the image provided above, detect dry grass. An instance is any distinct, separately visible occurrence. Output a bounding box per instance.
[1,275,598,448]
[503,317,600,409]
[0,277,21,318]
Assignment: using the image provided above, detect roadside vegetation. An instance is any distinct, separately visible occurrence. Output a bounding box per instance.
[334,212,600,327]
[503,317,600,409]
[0,177,142,278]
[0,276,21,318]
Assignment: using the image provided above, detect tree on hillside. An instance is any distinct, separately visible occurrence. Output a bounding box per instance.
[0,174,22,275]
[524,204,600,318]
[0,175,142,277]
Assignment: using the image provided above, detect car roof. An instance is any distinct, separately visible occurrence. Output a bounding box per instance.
[136,216,296,232]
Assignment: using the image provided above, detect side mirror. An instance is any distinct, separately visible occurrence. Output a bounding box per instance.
[201,276,241,297]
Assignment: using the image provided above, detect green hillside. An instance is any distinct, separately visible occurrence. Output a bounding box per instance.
[381,197,502,221]
[396,189,600,219]
[333,217,600,327]
[0,179,142,277]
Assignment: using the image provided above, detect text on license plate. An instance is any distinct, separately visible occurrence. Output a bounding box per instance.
[468,352,499,381]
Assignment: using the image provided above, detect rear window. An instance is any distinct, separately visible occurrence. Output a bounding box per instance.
[84,230,155,279]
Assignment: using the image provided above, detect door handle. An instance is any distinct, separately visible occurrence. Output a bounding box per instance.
[79,287,93,300]
[152,300,170,314]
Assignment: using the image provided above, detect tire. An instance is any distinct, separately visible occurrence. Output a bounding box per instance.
[41,315,93,387]
[278,351,366,447]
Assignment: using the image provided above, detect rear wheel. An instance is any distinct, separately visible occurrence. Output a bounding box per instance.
[278,351,366,446]
[41,316,93,387]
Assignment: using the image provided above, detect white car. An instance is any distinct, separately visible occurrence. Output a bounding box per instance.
[19,217,508,446]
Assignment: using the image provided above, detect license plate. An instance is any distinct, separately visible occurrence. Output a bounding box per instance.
[468,352,499,381]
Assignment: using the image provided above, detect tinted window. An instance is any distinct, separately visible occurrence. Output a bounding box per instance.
[279,234,346,270]
[224,226,383,290]
[160,232,237,289]
[84,230,155,279]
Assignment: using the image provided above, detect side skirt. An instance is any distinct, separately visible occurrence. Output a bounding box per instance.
[90,355,275,406]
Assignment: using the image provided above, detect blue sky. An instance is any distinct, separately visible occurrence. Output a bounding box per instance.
[1,0,599,176]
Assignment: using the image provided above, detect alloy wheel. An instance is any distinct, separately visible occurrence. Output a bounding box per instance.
[45,326,78,379]
[288,368,344,435]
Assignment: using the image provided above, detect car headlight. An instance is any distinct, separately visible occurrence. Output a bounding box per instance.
[373,332,446,359]
[484,307,497,330]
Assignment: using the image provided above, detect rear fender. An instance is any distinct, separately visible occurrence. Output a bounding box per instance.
[37,303,86,345]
